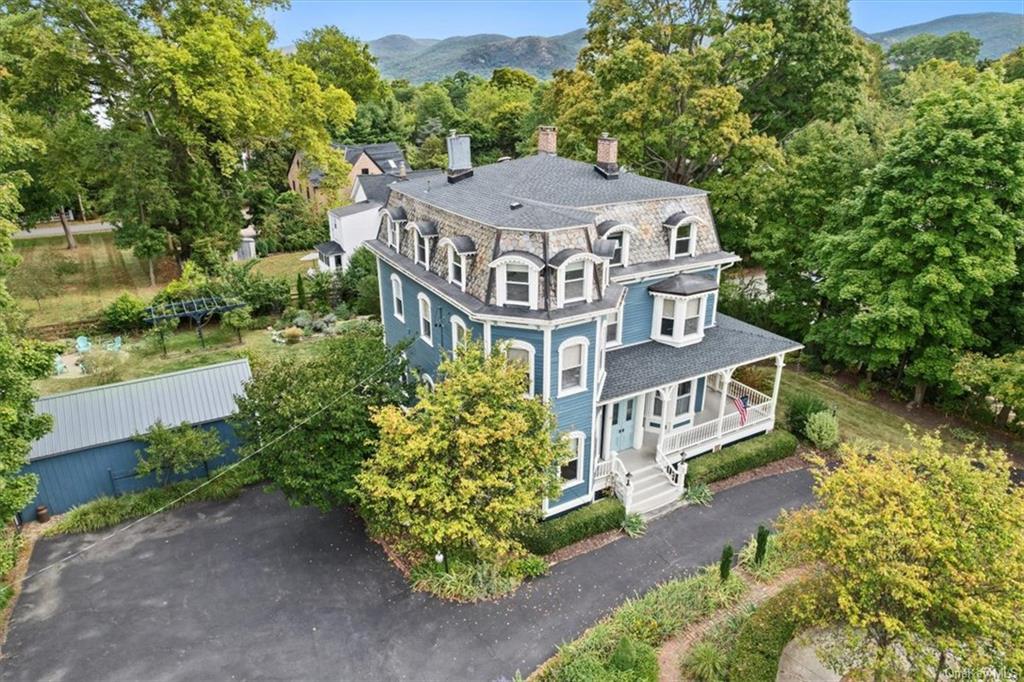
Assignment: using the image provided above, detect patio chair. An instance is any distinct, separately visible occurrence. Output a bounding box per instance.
[75,336,92,353]
[54,354,67,375]
[105,336,123,352]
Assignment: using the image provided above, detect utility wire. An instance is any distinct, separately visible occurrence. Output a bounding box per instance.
[4,354,401,592]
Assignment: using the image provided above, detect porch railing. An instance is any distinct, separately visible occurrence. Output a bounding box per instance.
[611,454,633,510]
[594,458,613,483]
[656,378,774,459]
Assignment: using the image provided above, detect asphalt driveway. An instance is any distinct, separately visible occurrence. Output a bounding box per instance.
[1,469,814,681]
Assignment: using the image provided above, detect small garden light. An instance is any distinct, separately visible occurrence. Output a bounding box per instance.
[434,551,444,564]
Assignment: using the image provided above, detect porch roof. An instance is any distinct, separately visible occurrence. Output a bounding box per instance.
[599,315,802,402]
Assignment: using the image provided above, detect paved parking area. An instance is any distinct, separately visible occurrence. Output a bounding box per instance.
[1,470,814,681]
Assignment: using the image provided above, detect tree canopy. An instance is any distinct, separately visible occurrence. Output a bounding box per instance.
[293,25,386,105]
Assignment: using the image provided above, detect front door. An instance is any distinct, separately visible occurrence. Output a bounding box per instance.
[611,398,636,452]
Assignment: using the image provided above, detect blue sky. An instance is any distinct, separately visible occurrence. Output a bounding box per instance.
[266,0,1024,45]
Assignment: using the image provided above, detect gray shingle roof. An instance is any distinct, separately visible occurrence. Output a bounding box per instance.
[663,210,691,227]
[30,360,252,461]
[391,154,704,230]
[493,250,545,268]
[412,220,439,237]
[343,142,407,171]
[315,241,344,257]
[596,220,624,237]
[648,273,718,296]
[548,248,585,268]
[357,170,444,205]
[385,206,407,221]
[328,201,378,219]
[600,316,802,402]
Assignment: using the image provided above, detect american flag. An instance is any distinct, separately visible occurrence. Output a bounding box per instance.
[733,395,750,426]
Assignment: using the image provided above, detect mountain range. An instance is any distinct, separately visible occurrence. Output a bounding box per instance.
[365,12,1022,83]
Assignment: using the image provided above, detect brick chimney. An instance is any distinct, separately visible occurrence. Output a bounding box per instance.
[537,126,557,155]
[446,130,473,183]
[595,132,619,179]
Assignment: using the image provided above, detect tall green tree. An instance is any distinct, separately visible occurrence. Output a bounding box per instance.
[356,342,568,560]
[885,31,982,74]
[232,322,408,512]
[0,105,53,521]
[293,25,385,105]
[810,74,1024,403]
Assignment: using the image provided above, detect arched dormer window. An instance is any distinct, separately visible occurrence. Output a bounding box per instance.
[596,221,639,268]
[550,249,603,307]
[490,251,543,310]
[663,211,699,259]
[382,206,407,250]
[407,220,438,270]
[439,236,477,291]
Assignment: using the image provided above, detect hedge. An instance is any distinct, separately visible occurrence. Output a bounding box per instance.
[687,430,798,486]
[729,583,805,681]
[516,497,625,555]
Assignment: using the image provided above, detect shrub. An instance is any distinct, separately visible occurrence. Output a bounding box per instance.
[502,554,549,579]
[729,583,806,682]
[296,273,308,309]
[687,431,798,485]
[410,556,520,601]
[804,410,839,450]
[516,498,625,555]
[282,326,303,344]
[733,365,773,394]
[135,421,225,483]
[621,512,647,538]
[80,349,128,382]
[738,528,800,582]
[719,545,734,581]
[221,306,253,341]
[217,262,291,314]
[684,641,729,682]
[786,394,828,439]
[102,293,148,332]
[754,525,770,566]
[682,482,713,506]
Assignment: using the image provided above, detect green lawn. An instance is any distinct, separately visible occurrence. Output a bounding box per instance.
[250,251,312,279]
[11,233,178,327]
[34,323,332,396]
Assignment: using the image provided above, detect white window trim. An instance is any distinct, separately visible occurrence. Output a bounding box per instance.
[561,430,586,489]
[413,229,431,269]
[447,247,467,290]
[557,336,590,398]
[493,258,540,310]
[556,253,601,307]
[668,217,698,259]
[382,213,400,250]
[505,339,536,395]
[390,274,404,322]
[417,293,433,347]
[650,293,707,347]
[603,224,637,268]
[672,380,695,425]
[605,305,623,347]
[450,314,468,358]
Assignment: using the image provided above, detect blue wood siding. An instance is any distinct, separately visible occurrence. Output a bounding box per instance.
[20,421,240,521]
[705,291,717,327]
[491,325,543,397]
[549,320,598,508]
[619,267,720,345]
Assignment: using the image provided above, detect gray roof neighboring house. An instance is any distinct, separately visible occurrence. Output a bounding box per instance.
[391,154,705,231]
[343,142,407,172]
[357,169,444,205]
[600,316,802,402]
[315,241,344,257]
[328,201,380,219]
[29,360,252,461]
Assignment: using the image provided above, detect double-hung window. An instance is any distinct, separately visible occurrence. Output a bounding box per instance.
[563,263,586,302]
[674,380,692,418]
[391,274,404,321]
[660,299,676,337]
[505,264,531,306]
[561,433,584,486]
[608,233,625,267]
[558,338,588,396]
[449,251,465,288]
[673,223,693,257]
[682,298,701,335]
[606,309,621,345]
[418,294,432,346]
[505,342,535,394]
[415,233,429,268]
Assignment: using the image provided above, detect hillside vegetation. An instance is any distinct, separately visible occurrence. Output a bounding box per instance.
[867,12,1023,59]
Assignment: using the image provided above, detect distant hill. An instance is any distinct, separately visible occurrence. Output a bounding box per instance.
[358,13,1021,83]
[865,12,1023,60]
[367,29,585,83]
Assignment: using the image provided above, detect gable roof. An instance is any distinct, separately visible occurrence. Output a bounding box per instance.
[391,154,705,230]
[343,142,407,172]
[29,360,252,461]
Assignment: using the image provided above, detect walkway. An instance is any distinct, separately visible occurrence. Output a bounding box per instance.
[12,220,115,240]
[1,470,814,681]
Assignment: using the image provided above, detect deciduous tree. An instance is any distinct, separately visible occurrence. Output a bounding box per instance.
[135,421,225,484]
[293,26,385,105]
[356,342,568,560]
[232,322,408,512]
[954,351,1024,428]
[786,435,1024,679]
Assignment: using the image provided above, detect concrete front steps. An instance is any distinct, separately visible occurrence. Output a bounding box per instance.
[628,464,683,518]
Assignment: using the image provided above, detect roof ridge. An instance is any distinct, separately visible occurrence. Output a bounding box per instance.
[35,358,251,403]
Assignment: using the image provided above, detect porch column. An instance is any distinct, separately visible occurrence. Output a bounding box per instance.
[715,367,734,440]
[770,354,785,429]
[633,392,647,449]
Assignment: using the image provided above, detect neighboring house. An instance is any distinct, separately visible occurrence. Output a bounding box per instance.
[366,127,802,517]
[287,142,410,210]
[317,168,444,273]
[19,360,251,521]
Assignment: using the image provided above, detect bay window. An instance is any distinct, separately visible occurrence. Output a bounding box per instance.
[652,294,706,346]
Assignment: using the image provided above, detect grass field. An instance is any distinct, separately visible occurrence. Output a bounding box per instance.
[34,322,334,396]
[251,250,313,279]
[11,233,178,327]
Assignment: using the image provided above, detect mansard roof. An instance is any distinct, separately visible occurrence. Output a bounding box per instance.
[390,154,704,231]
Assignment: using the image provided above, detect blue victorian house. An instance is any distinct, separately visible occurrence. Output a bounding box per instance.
[365,128,801,517]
